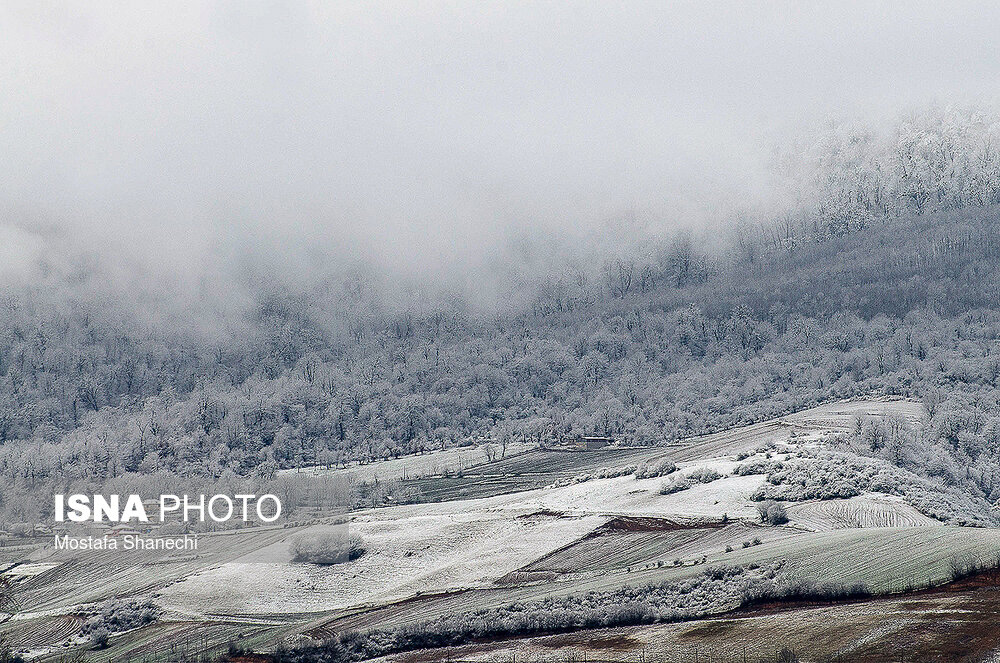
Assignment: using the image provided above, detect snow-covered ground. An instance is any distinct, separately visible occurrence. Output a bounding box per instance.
[158,504,604,615]
[787,493,941,530]
[277,440,535,483]
[159,453,764,616]
[517,461,764,521]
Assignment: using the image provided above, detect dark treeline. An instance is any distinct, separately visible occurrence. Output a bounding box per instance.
[4,109,1000,523]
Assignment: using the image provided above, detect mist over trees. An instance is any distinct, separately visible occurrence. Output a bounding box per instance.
[772,106,1000,244]
[4,108,1000,523]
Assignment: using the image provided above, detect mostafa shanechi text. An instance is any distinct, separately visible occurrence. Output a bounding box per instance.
[54,533,199,551]
[50,493,284,553]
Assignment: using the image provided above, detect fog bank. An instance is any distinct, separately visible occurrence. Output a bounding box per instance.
[2,2,1000,314]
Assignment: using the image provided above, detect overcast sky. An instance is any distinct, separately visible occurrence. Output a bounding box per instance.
[2,1,1000,291]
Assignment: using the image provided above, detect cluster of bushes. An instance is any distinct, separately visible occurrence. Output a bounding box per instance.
[271,562,869,662]
[634,459,678,479]
[549,456,680,490]
[659,467,724,495]
[749,577,871,604]
[548,465,638,488]
[291,531,366,565]
[80,599,158,649]
[733,457,785,476]
[742,448,996,527]
[837,410,1000,527]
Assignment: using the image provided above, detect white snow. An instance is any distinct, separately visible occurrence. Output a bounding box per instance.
[158,455,764,616]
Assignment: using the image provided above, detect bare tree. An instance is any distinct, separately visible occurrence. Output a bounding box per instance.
[604,259,634,298]
[923,388,945,419]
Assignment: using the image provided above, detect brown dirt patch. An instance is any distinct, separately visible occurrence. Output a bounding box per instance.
[535,632,643,651]
[600,516,723,532]
[677,619,739,639]
[516,509,566,519]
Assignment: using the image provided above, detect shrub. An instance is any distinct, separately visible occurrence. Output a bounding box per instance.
[770,578,870,602]
[689,468,723,483]
[89,628,110,649]
[552,465,637,488]
[777,648,799,663]
[635,459,678,479]
[0,642,25,663]
[81,599,158,638]
[660,475,693,494]
[948,553,1000,581]
[659,467,723,494]
[734,458,784,476]
[756,500,788,525]
[292,531,365,564]
[227,641,248,657]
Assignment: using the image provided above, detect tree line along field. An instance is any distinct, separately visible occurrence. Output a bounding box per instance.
[277,436,538,484]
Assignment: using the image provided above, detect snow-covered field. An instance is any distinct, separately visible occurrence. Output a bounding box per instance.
[158,504,604,616]
[788,494,942,530]
[159,453,767,617]
[277,440,535,483]
[519,462,764,520]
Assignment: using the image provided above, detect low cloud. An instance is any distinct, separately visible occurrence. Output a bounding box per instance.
[1,2,999,312]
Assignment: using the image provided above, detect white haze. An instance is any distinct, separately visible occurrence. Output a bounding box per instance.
[1,1,1000,316]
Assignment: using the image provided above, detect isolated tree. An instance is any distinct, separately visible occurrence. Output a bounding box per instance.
[292,531,365,564]
[604,258,634,298]
[923,388,945,419]
[757,500,788,525]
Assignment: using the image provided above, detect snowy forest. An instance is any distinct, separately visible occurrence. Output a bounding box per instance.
[4,107,1000,523]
